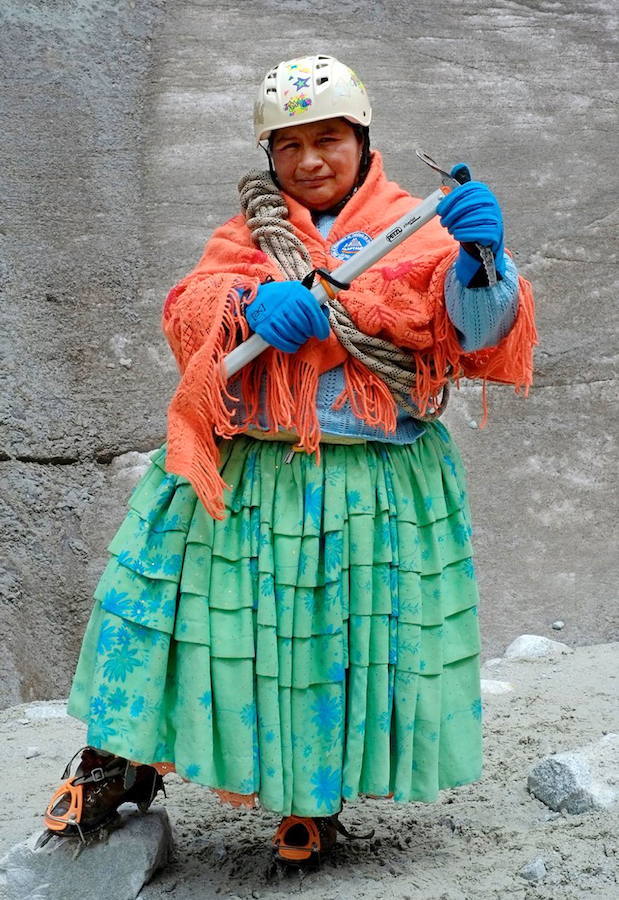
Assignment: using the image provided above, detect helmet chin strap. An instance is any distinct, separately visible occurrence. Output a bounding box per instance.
[263,125,371,217]
[260,141,282,189]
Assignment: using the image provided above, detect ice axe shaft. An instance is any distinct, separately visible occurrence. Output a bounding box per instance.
[223,186,445,378]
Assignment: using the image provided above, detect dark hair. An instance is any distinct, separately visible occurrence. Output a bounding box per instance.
[352,123,372,186]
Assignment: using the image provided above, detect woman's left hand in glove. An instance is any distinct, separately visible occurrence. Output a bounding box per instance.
[437,168,507,286]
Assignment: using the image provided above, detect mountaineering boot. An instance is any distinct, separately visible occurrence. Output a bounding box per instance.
[40,746,164,845]
[272,813,374,866]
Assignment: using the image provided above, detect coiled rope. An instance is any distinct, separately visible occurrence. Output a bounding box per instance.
[238,169,448,420]
[238,170,312,281]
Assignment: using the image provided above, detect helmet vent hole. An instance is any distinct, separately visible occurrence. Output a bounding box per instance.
[317,76,329,85]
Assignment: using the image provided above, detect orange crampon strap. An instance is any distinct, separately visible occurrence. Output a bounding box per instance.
[273,815,322,863]
[44,778,83,833]
[43,746,128,839]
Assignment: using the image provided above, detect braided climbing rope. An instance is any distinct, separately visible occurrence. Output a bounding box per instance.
[238,170,448,420]
[238,170,312,281]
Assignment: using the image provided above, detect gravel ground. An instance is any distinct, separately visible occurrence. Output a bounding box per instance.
[1,643,617,899]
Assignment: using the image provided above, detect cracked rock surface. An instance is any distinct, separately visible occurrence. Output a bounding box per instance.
[1,0,617,706]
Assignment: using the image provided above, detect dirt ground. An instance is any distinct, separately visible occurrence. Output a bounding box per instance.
[1,643,617,900]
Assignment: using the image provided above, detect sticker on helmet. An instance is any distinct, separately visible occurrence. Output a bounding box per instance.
[331,232,372,260]
[284,93,312,116]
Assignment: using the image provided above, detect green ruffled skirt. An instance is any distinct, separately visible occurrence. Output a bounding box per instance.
[68,423,482,816]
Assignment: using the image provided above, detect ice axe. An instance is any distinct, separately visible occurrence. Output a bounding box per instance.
[223,151,496,378]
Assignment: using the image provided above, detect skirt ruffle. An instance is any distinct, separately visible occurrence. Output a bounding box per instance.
[68,423,482,816]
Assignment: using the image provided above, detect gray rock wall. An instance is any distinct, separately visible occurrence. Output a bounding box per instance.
[1,0,168,704]
[1,0,617,706]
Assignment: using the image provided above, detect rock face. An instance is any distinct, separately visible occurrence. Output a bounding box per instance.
[1,807,173,900]
[0,0,170,708]
[528,734,619,814]
[504,635,571,660]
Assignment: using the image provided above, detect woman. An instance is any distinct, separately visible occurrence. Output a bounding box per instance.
[43,56,536,863]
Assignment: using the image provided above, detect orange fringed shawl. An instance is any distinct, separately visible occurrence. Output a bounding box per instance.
[162,152,537,518]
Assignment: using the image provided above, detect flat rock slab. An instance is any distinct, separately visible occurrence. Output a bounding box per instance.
[528,733,619,814]
[20,702,68,721]
[1,807,173,900]
[481,678,514,695]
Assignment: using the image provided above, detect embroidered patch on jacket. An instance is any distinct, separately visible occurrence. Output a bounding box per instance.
[330,231,372,260]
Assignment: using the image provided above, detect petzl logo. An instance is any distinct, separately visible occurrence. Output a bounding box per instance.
[330,231,372,261]
[386,226,402,243]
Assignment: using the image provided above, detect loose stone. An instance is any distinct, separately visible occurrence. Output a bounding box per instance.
[519,857,547,881]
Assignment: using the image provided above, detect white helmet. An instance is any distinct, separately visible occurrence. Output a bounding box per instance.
[253,55,372,144]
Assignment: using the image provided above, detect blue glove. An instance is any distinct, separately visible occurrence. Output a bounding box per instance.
[245,280,330,353]
[437,165,507,286]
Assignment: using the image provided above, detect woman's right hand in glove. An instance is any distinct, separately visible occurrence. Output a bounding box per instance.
[244,281,330,353]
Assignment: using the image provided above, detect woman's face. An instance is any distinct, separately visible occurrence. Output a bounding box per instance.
[271,118,362,211]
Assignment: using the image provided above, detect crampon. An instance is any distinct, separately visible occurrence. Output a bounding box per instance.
[37,746,164,847]
[272,813,374,867]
